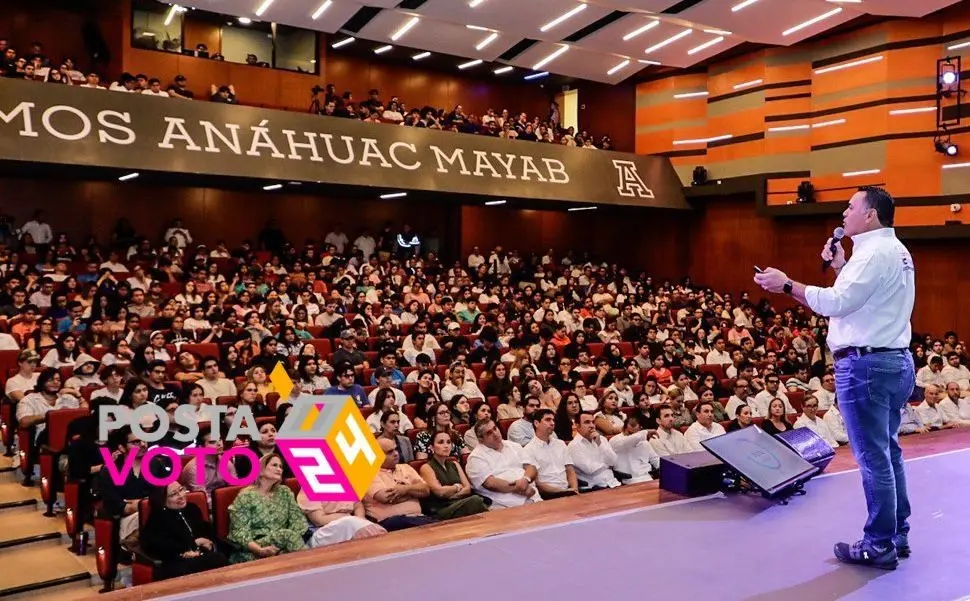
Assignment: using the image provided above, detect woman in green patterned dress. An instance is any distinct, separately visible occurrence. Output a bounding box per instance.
[227,453,308,563]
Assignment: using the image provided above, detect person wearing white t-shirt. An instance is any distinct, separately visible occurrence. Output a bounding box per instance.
[813,374,837,410]
[941,353,970,392]
[650,405,694,457]
[0,332,20,351]
[916,385,955,430]
[609,415,661,484]
[725,378,759,419]
[523,409,578,498]
[793,395,839,448]
[752,375,795,416]
[941,382,970,425]
[5,350,41,402]
[465,419,542,509]
[324,226,350,254]
[684,401,727,452]
[705,338,732,366]
[567,413,621,490]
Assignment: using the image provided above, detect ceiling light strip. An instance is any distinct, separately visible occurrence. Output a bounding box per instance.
[164,4,181,26]
[842,169,880,177]
[374,45,393,54]
[768,124,810,132]
[311,0,332,19]
[118,172,139,181]
[889,107,935,115]
[673,134,732,145]
[645,29,692,54]
[567,206,597,212]
[533,45,569,70]
[459,59,483,69]
[540,3,587,33]
[469,0,487,7]
[494,66,513,74]
[380,192,408,199]
[812,118,845,128]
[673,91,708,99]
[466,24,489,31]
[814,55,883,75]
[331,37,355,49]
[688,36,724,56]
[254,0,274,17]
[942,162,970,170]
[476,32,499,50]
[524,71,549,80]
[783,7,842,37]
[412,51,431,60]
[263,183,283,190]
[607,59,630,76]
[391,16,419,41]
[485,200,507,205]
[622,20,659,41]
[733,78,763,90]
[948,40,970,51]
[731,0,761,12]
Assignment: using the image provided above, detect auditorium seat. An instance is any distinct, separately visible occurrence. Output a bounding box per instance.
[132,491,210,586]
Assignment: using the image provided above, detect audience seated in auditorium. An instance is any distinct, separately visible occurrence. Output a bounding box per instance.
[899,402,928,435]
[609,415,661,484]
[98,427,152,550]
[523,409,579,499]
[726,404,754,432]
[508,396,542,446]
[140,482,228,580]
[793,395,839,448]
[725,378,757,419]
[916,355,946,391]
[942,352,969,393]
[364,439,437,530]
[466,419,542,509]
[297,487,386,548]
[418,431,489,518]
[760,398,793,436]
[180,430,238,503]
[916,385,959,430]
[684,401,727,451]
[227,454,308,563]
[567,413,621,490]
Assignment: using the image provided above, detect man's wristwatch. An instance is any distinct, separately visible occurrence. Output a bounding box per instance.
[783,280,793,295]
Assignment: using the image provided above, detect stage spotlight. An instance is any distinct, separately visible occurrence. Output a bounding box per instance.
[938,58,962,97]
[935,135,958,156]
[692,166,708,186]
[797,180,816,203]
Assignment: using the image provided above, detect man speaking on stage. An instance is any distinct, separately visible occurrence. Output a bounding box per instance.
[754,186,916,570]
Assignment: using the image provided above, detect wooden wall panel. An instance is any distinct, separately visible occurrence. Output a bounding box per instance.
[182,17,222,55]
[576,81,636,152]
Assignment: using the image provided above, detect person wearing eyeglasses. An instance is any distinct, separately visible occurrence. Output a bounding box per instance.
[794,395,840,448]
[813,372,838,410]
[141,482,227,580]
[323,363,367,408]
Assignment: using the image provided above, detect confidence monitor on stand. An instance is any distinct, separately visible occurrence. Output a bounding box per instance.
[701,425,818,502]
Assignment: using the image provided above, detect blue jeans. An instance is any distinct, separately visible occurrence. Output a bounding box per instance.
[834,350,915,549]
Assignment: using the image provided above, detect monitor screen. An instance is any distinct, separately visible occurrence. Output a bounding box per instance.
[701,425,817,495]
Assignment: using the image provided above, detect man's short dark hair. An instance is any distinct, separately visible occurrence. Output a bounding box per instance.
[858,186,895,227]
[929,355,943,365]
[531,408,554,423]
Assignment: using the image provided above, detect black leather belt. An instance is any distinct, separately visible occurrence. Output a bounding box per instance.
[833,346,906,361]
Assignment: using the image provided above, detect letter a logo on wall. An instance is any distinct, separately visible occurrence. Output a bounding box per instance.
[276,394,385,502]
[612,160,655,199]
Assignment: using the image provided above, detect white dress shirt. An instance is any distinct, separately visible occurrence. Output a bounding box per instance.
[705,349,732,366]
[942,364,970,390]
[916,402,948,428]
[938,398,963,424]
[915,367,946,389]
[684,421,727,452]
[822,406,849,444]
[609,432,661,483]
[649,427,693,456]
[814,388,836,411]
[805,228,914,352]
[524,436,572,490]
[794,414,839,447]
[441,381,485,402]
[567,436,620,488]
[506,418,535,446]
[465,441,542,509]
[16,393,80,439]
[726,395,758,419]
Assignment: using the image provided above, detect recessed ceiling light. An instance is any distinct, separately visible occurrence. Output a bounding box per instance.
[331,37,355,48]
[494,66,513,74]
[459,59,483,69]
[412,51,431,60]
[311,0,332,19]
[673,91,708,98]
[842,169,880,177]
[645,29,691,54]
[607,59,630,76]
[524,71,549,80]
[466,24,489,31]
[263,183,283,191]
[733,78,762,90]
[540,3,586,33]
[622,20,659,42]
[813,55,882,74]
[380,192,408,199]
[254,0,274,17]
[567,206,597,212]
[731,0,761,12]
[391,16,419,41]
[118,172,139,181]
[476,32,499,50]
[485,199,507,206]
[533,45,569,70]
[374,45,393,54]
[783,7,842,37]
[687,36,724,55]
[237,16,252,24]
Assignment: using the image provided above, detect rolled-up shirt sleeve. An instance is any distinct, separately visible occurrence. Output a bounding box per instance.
[804,253,881,318]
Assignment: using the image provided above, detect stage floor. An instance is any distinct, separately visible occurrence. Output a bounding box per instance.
[164,448,970,601]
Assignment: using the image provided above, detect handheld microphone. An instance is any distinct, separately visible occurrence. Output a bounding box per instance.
[822,226,845,272]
